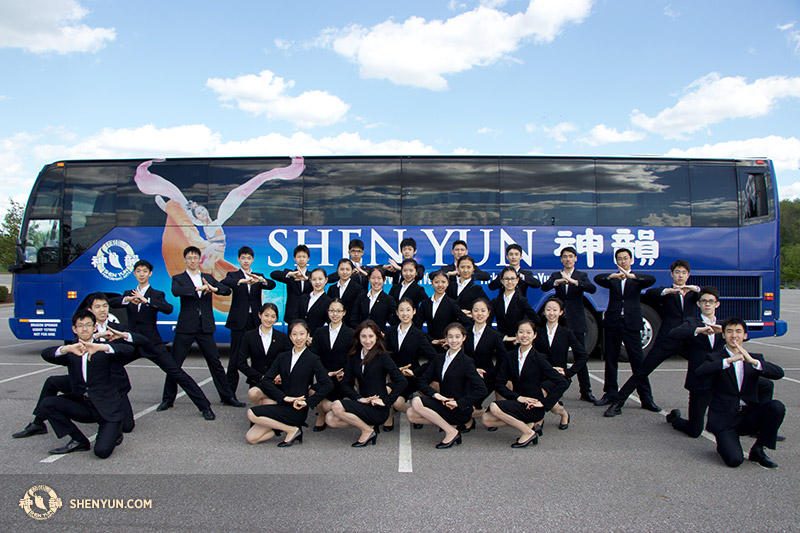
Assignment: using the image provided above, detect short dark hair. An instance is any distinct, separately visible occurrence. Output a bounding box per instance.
[400,258,418,269]
[309,267,327,278]
[348,239,365,251]
[86,292,109,308]
[722,317,747,333]
[337,258,353,268]
[293,245,310,257]
[400,238,417,251]
[671,259,690,272]
[238,246,254,258]
[258,302,279,318]
[560,246,578,257]
[133,259,153,271]
[516,319,537,335]
[471,297,492,313]
[456,255,475,267]
[430,270,449,282]
[287,319,310,335]
[397,297,417,310]
[184,246,201,258]
[506,243,522,255]
[614,248,632,260]
[367,266,386,280]
[452,239,467,250]
[699,286,719,300]
[72,308,96,326]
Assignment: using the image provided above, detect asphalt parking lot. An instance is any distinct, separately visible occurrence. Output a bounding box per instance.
[1,292,799,532]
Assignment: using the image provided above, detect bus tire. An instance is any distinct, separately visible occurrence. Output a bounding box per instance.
[584,309,599,357]
[640,304,660,357]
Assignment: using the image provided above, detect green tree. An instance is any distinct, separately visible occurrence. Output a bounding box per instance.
[782,243,800,285]
[0,199,24,270]
[780,199,800,248]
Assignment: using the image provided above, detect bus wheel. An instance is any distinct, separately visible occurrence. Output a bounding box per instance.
[640,304,661,356]
[584,308,599,357]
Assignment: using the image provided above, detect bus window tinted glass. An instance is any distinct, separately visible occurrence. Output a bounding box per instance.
[23,219,60,264]
[209,159,303,226]
[596,162,690,226]
[29,166,63,219]
[402,159,499,225]
[64,165,117,264]
[501,160,596,226]
[303,159,401,225]
[741,172,769,220]
[689,165,737,227]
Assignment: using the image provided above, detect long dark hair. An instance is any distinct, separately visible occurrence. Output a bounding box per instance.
[347,319,386,366]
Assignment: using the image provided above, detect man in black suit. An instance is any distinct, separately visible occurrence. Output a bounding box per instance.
[665,286,723,438]
[162,246,243,408]
[270,244,313,323]
[593,248,657,408]
[605,259,699,416]
[110,260,215,420]
[696,318,785,468]
[222,246,276,398]
[37,309,133,458]
[541,246,598,403]
[488,243,541,297]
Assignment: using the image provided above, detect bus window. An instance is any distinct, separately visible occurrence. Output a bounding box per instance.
[689,164,737,227]
[22,219,60,264]
[500,160,596,226]
[741,172,770,220]
[303,158,401,225]
[401,159,500,225]
[28,166,63,219]
[596,162,690,226]
[64,165,116,264]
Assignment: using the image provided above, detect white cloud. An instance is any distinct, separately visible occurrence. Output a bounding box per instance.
[452,147,479,155]
[524,123,537,133]
[663,4,679,18]
[631,73,800,139]
[578,124,646,146]
[274,38,292,51]
[477,126,499,135]
[206,70,350,128]
[663,135,800,176]
[777,20,800,55]
[777,22,795,31]
[0,0,115,54]
[317,0,593,90]
[541,121,577,142]
[780,182,800,200]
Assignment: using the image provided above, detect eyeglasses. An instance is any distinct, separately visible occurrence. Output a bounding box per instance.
[74,323,95,329]
[699,299,717,304]
[329,308,345,314]
[502,277,518,282]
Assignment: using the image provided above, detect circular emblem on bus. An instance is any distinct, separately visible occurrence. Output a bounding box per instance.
[19,485,62,520]
[91,239,139,281]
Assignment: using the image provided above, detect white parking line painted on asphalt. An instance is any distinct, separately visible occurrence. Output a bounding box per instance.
[749,341,800,352]
[40,377,215,463]
[0,366,58,384]
[398,414,412,473]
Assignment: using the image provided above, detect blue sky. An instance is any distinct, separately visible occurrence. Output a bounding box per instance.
[1,0,799,217]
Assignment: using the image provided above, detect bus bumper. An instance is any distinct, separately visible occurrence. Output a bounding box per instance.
[775,319,788,337]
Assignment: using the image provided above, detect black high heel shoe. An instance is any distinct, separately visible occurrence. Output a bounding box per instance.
[511,433,538,448]
[352,430,378,447]
[533,424,543,436]
[458,420,476,433]
[558,413,570,430]
[435,432,462,449]
[412,423,423,430]
[277,428,303,447]
[313,423,327,432]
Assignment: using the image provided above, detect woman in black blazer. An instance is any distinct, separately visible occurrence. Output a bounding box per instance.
[447,255,488,315]
[309,298,354,431]
[464,298,507,425]
[383,298,439,430]
[241,303,292,405]
[326,320,407,447]
[246,320,333,447]
[492,266,539,343]
[417,270,472,351]
[354,266,397,330]
[482,320,568,447]
[407,322,488,449]
[298,268,332,336]
[327,259,364,328]
[388,259,428,315]
[533,297,587,431]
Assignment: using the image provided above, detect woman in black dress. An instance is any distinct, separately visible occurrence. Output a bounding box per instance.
[417,270,471,351]
[491,266,538,345]
[354,266,397,330]
[326,320,407,447]
[407,322,488,449]
[482,320,568,447]
[246,320,333,447]
[464,298,507,426]
[447,255,488,315]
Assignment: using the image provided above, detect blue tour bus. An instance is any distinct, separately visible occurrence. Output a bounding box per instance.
[9,155,787,354]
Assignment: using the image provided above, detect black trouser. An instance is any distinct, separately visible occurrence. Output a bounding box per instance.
[32,375,71,424]
[38,396,122,459]
[713,400,785,467]
[164,333,235,404]
[572,332,593,395]
[226,316,255,397]
[602,322,653,404]
[616,337,686,404]
[671,389,712,438]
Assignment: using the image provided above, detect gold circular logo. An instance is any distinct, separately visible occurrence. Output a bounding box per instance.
[19,485,62,520]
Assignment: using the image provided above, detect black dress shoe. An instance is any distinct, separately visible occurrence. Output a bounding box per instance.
[435,432,462,449]
[382,424,394,432]
[641,401,661,412]
[156,401,173,411]
[352,430,378,447]
[749,446,778,469]
[558,413,570,430]
[594,395,612,407]
[604,403,622,417]
[12,422,48,438]
[223,398,246,408]
[458,420,476,433]
[115,432,124,446]
[665,409,681,424]
[49,438,90,455]
[412,423,423,430]
[511,433,538,448]
[277,428,303,447]
[776,435,786,442]
[580,393,598,403]
[313,423,327,432]
[487,426,498,432]
[202,408,216,420]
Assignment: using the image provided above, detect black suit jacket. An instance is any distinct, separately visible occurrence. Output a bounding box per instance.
[238,328,291,386]
[540,270,596,333]
[298,292,332,335]
[435,263,491,283]
[222,270,276,331]
[645,286,698,345]
[310,325,355,372]
[534,324,588,379]
[326,281,364,328]
[696,350,784,434]
[258,348,333,410]
[355,290,397,330]
[110,287,173,345]
[416,295,472,341]
[669,317,723,392]
[341,352,407,407]
[41,343,134,422]
[172,272,231,334]
[594,272,656,329]
[495,348,569,411]
[488,268,541,297]
[447,279,488,312]
[388,282,428,312]
[385,324,438,370]
[389,263,425,285]
[491,292,539,337]
[270,269,313,322]
[464,326,506,373]
[418,349,488,414]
